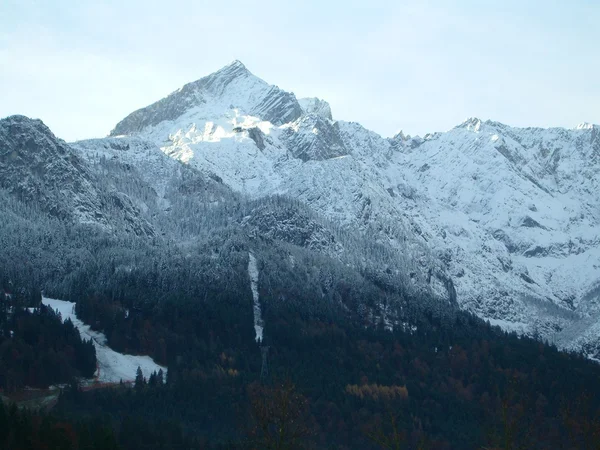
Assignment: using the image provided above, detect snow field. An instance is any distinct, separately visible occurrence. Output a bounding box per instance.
[248,253,264,342]
[42,297,167,383]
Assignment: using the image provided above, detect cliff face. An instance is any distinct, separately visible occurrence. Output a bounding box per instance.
[0,115,154,235]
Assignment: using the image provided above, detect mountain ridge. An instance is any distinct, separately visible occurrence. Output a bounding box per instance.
[110,60,303,136]
[1,60,599,356]
[96,60,600,356]
[0,115,154,236]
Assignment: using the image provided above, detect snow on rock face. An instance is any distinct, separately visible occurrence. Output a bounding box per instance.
[0,115,105,224]
[390,121,600,307]
[72,135,236,222]
[110,60,302,136]
[575,122,597,131]
[42,297,166,383]
[0,116,154,235]
[106,61,600,355]
[248,253,263,343]
[280,114,348,161]
[298,97,333,121]
[241,202,343,256]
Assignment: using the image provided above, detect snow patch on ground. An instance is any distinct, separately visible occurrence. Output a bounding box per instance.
[248,253,264,342]
[42,297,166,383]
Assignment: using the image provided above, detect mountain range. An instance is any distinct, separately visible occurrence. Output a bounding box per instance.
[2,60,600,358]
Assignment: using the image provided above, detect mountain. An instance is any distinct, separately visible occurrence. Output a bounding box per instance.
[0,115,153,235]
[104,61,600,356]
[1,61,598,357]
[0,112,442,342]
[110,60,302,136]
[3,63,600,450]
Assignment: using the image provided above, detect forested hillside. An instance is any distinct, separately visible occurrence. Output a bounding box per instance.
[39,296,600,449]
[0,278,96,391]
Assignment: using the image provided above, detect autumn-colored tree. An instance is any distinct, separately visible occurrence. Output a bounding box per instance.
[346,383,408,402]
[364,410,432,450]
[483,378,532,450]
[247,379,312,450]
[366,412,406,450]
[561,392,600,450]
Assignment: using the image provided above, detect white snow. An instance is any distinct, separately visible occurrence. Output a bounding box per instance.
[91,61,600,355]
[146,108,600,350]
[298,97,332,120]
[575,122,595,130]
[485,317,530,334]
[42,297,166,383]
[248,253,264,342]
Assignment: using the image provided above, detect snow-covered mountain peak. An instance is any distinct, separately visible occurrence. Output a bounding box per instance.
[190,59,257,98]
[575,122,597,131]
[280,113,348,161]
[110,61,303,137]
[456,117,484,132]
[1,115,73,162]
[104,64,600,357]
[298,97,333,120]
[218,59,250,75]
[1,115,61,150]
[0,115,153,235]
[3,114,48,130]
[392,130,410,141]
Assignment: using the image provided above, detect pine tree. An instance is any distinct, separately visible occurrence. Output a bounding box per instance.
[0,400,7,445]
[135,366,145,389]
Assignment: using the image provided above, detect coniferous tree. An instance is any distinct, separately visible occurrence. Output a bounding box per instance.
[135,366,145,390]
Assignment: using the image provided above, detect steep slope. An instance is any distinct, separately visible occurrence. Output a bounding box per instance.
[101,62,454,304]
[74,136,441,312]
[389,119,600,312]
[0,115,153,235]
[388,119,600,346]
[110,60,302,136]
[105,61,600,354]
[43,297,166,383]
[1,115,456,399]
[73,135,236,237]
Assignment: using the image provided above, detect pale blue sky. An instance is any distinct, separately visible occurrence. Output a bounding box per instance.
[1,0,598,141]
